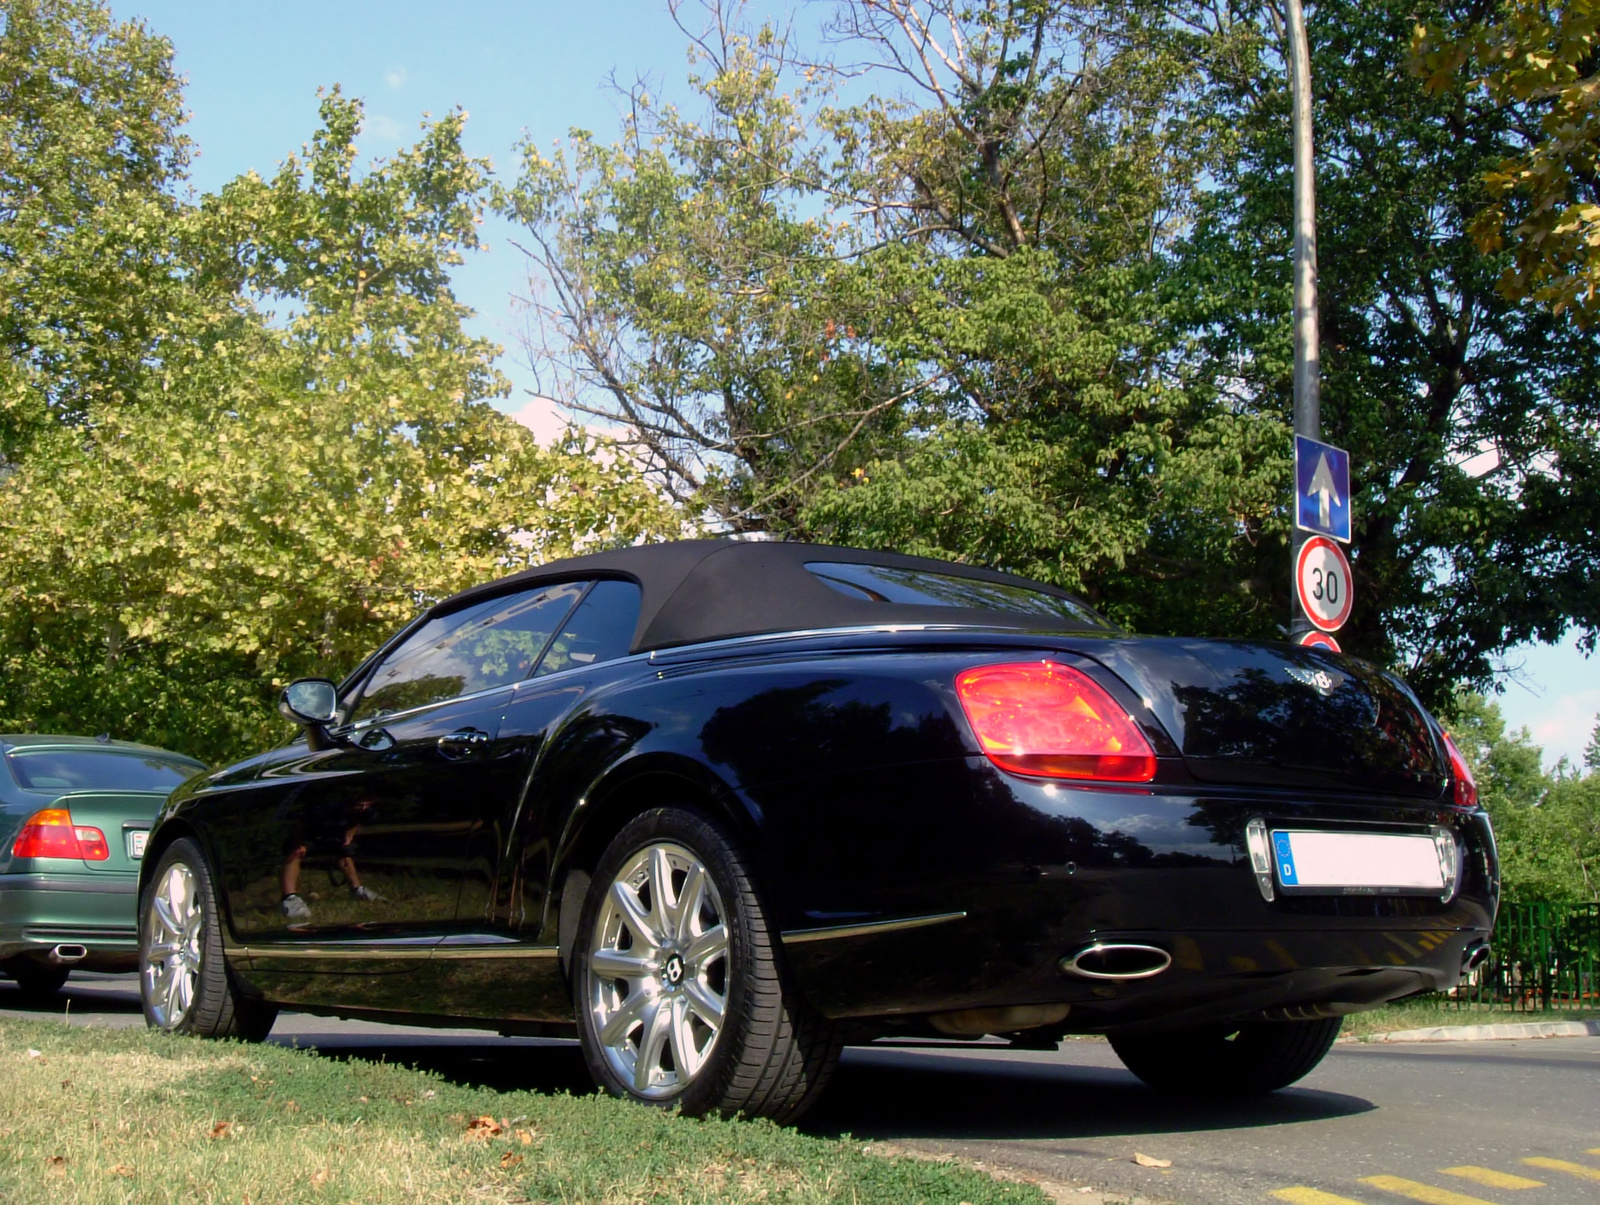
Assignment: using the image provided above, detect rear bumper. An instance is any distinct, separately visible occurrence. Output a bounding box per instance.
[761,761,1498,1030]
[0,873,140,971]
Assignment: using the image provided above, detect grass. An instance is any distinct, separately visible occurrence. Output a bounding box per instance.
[1341,995,1600,1039]
[0,1018,1048,1205]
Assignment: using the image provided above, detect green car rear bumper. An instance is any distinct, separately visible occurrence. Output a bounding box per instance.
[0,872,140,972]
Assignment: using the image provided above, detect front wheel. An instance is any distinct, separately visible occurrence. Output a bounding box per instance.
[140,837,277,1041]
[572,806,840,1122]
[1110,1017,1343,1095]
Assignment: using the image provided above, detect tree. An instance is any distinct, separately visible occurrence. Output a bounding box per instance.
[1166,0,1600,705]
[0,0,198,466]
[1414,0,1600,322]
[1447,692,1600,901]
[494,9,919,526]
[0,90,674,764]
[501,1,1294,634]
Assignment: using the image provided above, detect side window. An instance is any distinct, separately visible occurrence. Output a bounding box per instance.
[533,580,643,678]
[351,581,588,723]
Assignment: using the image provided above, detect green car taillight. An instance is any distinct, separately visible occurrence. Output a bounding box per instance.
[12,808,110,861]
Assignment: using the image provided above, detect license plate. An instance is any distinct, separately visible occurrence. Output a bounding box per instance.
[1271,829,1444,893]
[126,829,148,860]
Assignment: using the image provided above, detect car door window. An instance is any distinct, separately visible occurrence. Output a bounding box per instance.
[352,581,588,723]
[532,579,643,678]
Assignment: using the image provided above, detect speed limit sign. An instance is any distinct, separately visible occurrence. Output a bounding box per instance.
[1296,536,1353,632]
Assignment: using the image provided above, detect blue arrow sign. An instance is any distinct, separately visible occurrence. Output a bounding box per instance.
[1295,435,1351,543]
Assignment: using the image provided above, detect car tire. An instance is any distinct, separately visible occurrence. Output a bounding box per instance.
[3,958,70,1002]
[139,837,278,1041]
[573,806,841,1122]
[1110,1017,1343,1094]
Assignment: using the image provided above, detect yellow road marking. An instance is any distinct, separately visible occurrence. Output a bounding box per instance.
[1271,1190,1369,1205]
[1523,1156,1600,1182]
[1440,1158,1536,1190]
[1439,1166,1545,1190]
[1359,1175,1500,1205]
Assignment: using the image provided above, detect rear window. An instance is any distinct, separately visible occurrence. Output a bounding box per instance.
[6,750,202,795]
[805,561,1110,628]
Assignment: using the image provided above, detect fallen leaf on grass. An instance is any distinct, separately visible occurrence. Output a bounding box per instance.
[60,1079,72,1090]
[310,1168,329,1186]
[1132,1152,1172,1168]
[284,1100,299,1113]
[45,1156,66,1175]
[500,1152,524,1168]
[108,1164,135,1178]
[210,1121,233,1139]
[465,1115,502,1141]
[515,1129,534,1145]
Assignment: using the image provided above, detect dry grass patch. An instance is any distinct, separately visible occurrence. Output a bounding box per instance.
[1341,997,1600,1039]
[0,1019,1045,1204]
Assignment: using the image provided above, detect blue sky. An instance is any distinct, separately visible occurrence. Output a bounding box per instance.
[110,2,1599,768]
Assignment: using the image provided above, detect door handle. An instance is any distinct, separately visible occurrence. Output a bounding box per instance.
[437,728,490,759]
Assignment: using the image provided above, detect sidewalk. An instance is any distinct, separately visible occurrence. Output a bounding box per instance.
[1355,1018,1600,1043]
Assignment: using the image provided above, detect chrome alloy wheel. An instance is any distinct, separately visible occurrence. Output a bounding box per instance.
[143,861,202,1029]
[588,842,730,1099]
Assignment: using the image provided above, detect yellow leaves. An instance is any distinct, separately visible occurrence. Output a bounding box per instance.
[463,1115,502,1141]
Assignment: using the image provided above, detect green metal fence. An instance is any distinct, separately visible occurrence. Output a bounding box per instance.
[1453,901,1600,1011]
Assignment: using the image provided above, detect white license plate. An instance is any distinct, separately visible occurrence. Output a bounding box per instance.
[1271,830,1444,893]
[126,830,148,860]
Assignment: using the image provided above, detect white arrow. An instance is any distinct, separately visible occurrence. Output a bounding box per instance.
[1307,452,1342,529]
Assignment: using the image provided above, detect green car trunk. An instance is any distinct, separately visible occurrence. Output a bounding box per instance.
[0,790,167,973]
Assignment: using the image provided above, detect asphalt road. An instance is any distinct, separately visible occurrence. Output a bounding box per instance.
[5,973,1598,1205]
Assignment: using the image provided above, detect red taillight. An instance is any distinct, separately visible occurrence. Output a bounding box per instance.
[955,661,1158,782]
[1442,732,1479,810]
[11,809,110,861]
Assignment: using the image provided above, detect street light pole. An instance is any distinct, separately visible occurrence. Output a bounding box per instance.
[1285,0,1320,639]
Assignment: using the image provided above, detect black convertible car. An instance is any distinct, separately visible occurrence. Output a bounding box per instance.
[139,540,1496,1120]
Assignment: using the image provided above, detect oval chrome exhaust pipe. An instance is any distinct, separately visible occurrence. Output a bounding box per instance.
[1461,942,1490,975]
[49,944,88,965]
[1060,942,1172,981]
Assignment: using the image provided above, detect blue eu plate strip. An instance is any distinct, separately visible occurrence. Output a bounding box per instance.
[1272,831,1299,886]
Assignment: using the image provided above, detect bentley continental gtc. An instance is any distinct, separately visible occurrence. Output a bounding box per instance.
[137,540,1497,1120]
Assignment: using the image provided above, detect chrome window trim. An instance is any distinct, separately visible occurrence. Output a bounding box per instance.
[781,910,967,945]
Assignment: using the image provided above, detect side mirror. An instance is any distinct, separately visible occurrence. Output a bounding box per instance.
[279,679,339,726]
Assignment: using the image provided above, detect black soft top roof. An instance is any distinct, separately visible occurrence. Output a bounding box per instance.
[439,539,1110,654]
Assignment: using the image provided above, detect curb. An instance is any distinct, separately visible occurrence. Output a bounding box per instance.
[1358,1019,1600,1043]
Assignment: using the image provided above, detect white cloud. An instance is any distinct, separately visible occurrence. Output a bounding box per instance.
[1521,689,1600,770]
[365,113,405,142]
[385,66,407,91]
[511,395,579,445]
[1496,635,1599,770]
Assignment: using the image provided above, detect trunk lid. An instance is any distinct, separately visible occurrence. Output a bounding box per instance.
[1084,638,1446,798]
[47,791,167,873]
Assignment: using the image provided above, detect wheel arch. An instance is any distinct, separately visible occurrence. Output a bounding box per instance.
[137,817,201,903]
[547,753,773,973]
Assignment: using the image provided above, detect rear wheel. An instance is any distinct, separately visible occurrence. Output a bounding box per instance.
[1110,1017,1342,1095]
[3,958,70,1002]
[140,838,277,1041]
[573,806,840,1122]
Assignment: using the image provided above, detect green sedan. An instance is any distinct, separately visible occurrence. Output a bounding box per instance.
[1,735,205,1001]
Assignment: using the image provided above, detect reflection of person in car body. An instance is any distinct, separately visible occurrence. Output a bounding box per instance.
[279,798,384,922]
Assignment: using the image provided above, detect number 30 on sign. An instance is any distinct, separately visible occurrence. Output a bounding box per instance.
[1296,535,1353,633]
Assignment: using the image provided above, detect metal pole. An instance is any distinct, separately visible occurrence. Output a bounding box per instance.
[1286,0,1319,639]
